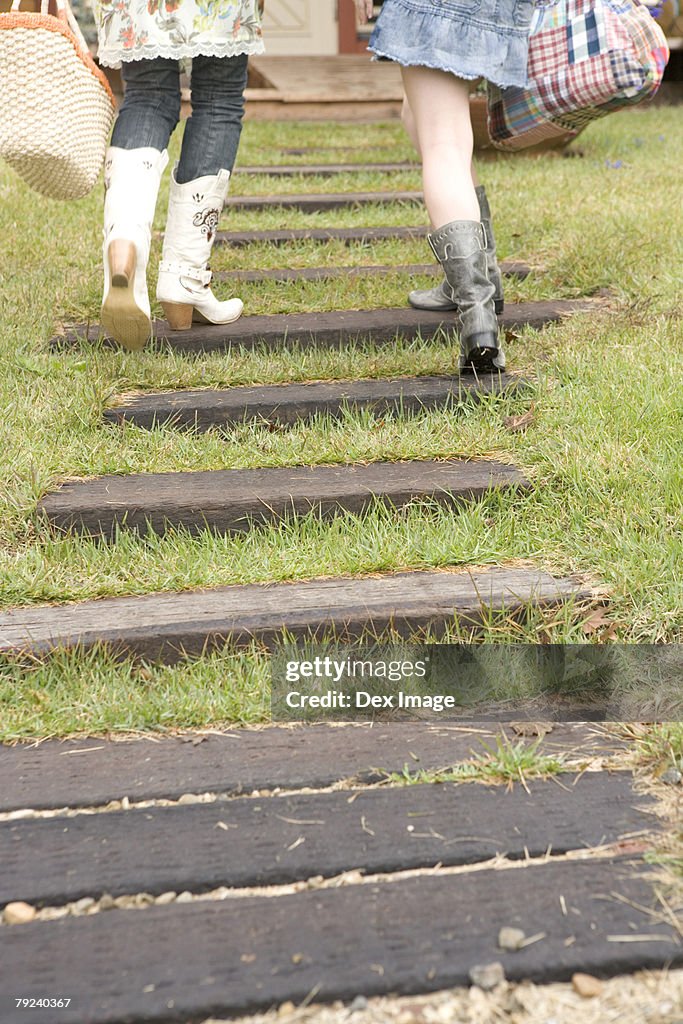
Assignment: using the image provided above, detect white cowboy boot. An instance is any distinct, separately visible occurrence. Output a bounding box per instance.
[101,147,169,350]
[156,166,243,329]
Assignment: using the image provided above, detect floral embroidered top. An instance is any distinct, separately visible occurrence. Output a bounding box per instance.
[93,0,264,69]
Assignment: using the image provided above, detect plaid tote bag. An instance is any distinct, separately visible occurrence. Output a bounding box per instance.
[487,0,670,150]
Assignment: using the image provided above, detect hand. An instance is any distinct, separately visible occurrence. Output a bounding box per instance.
[354,0,374,25]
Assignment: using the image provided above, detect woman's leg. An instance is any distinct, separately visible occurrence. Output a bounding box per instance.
[176,53,249,182]
[111,58,181,152]
[401,66,502,371]
[401,93,480,189]
[156,54,249,329]
[402,91,503,314]
[400,65,478,227]
[102,59,178,349]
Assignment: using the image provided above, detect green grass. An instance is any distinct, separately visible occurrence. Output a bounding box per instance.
[633,722,683,774]
[383,735,565,786]
[0,107,681,738]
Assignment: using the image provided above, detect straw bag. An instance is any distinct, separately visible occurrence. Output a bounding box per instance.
[487,0,669,150]
[0,0,116,200]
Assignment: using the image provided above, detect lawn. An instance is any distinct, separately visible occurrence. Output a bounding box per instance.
[0,106,681,739]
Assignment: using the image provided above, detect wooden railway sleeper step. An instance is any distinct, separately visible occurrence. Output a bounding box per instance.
[212,259,531,285]
[0,566,595,662]
[36,458,529,539]
[213,225,432,246]
[1,858,679,1024]
[222,190,424,213]
[52,299,597,352]
[0,771,656,907]
[0,723,624,813]
[103,372,527,432]
[233,161,421,177]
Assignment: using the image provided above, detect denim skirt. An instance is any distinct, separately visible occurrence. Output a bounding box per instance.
[369,0,534,89]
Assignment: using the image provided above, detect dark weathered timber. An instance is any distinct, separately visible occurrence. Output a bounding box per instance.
[214,225,429,247]
[103,373,526,432]
[52,300,595,352]
[0,723,620,813]
[0,772,655,906]
[2,859,680,1024]
[213,260,531,284]
[37,459,528,538]
[277,145,397,155]
[223,190,423,212]
[0,566,594,662]
[235,162,420,177]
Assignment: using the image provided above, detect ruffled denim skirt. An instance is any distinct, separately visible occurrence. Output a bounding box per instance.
[369,0,534,89]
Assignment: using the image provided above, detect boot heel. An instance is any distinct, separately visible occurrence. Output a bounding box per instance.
[161,301,194,330]
[108,240,136,288]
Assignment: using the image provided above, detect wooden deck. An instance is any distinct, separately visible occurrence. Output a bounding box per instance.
[242,55,405,121]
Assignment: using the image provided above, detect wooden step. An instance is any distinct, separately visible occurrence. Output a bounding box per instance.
[213,259,531,284]
[214,225,429,247]
[277,145,401,155]
[0,772,653,907]
[235,162,420,177]
[0,723,621,813]
[38,459,529,538]
[53,300,595,353]
[1,858,678,1023]
[0,567,593,662]
[223,190,423,212]
[104,373,526,431]
[277,145,400,155]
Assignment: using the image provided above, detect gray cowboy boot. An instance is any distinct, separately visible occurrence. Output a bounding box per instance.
[410,186,504,314]
[428,219,504,372]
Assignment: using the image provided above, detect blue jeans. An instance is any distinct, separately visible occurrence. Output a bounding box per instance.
[110,55,249,183]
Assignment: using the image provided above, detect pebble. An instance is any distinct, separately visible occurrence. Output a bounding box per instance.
[278,1001,296,1016]
[178,793,202,805]
[99,894,116,911]
[176,891,194,903]
[349,996,368,1012]
[572,973,604,998]
[156,891,177,905]
[41,906,70,921]
[498,926,526,951]
[660,768,682,785]
[134,893,155,907]
[72,897,96,915]
[468,962,505,991]
[3,901,37,925]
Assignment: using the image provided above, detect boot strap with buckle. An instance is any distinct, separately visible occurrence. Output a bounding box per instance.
[158,260,212,286]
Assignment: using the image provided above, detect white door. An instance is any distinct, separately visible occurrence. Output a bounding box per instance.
[261,0,338,56]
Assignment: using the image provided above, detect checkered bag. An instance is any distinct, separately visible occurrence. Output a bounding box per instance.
[487,0,670,150]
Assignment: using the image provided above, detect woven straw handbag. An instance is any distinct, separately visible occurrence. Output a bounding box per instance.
[0,0,116,200]
[487,0,669,150]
